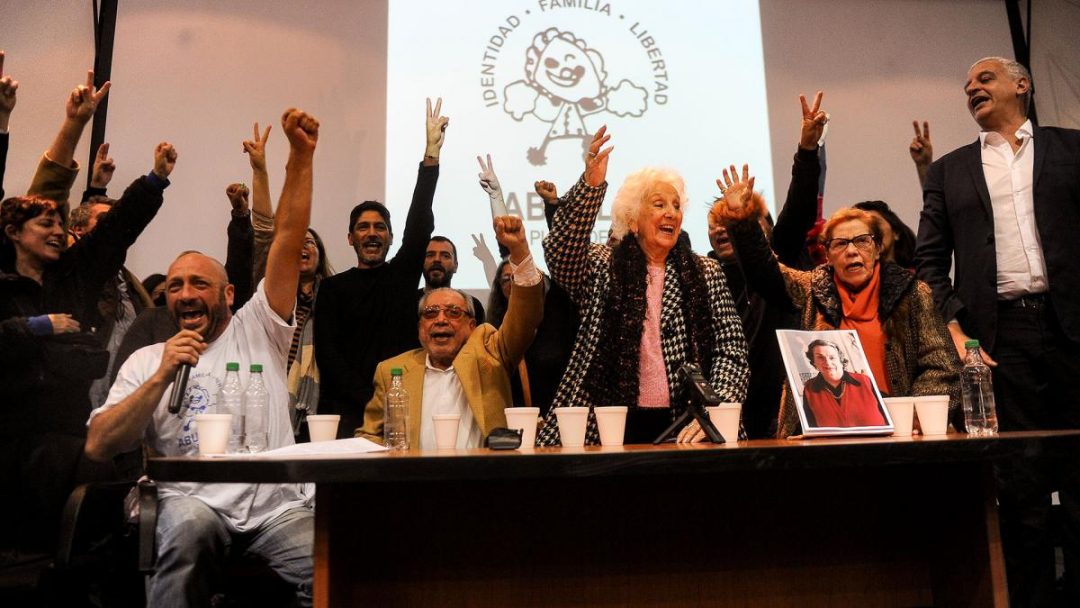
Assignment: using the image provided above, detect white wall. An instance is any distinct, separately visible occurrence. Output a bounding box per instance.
[3,0,1077,283]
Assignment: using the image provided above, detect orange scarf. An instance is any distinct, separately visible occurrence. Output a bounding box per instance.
[835,263,890,394]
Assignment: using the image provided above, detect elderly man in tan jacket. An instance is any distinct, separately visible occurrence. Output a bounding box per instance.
[358,215,543,447]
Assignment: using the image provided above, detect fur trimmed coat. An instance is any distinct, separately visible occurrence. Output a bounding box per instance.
[537,176,749,446]
[728,218,961,438]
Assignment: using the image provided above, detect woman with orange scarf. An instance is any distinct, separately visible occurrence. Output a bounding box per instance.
[715,165,961,437]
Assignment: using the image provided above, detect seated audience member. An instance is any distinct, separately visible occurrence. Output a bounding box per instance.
[801,338,887,428]
[0,75,173,551]
[85,108,320,607]
[717,169,960,438]
[358,215,542,447]
[853,200,917,270]
[68,145,156,408]
[233,123,335,437]
[315,98,447,437]
[418,236,485,323]
[535,127,748,446]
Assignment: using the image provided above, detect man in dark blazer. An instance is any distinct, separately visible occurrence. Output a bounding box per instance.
[915,56,1080,607]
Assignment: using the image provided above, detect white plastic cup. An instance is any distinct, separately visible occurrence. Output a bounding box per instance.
[706,403,742,444]
[504,407,540,448]
[306,414,341,442]
[914,395,950,435]
[883,397,916,437]
[432,413,461,449]
[195,414,233,455]
[555,407,590,448]
[594,406,628,446]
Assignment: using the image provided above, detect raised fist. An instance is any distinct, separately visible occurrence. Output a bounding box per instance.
[153,142,178,179]
[281,108,319,155]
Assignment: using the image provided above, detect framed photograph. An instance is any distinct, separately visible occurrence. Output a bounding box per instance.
[776,329,893,437]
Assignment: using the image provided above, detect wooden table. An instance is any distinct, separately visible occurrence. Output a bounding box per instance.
[149,430,1080,607]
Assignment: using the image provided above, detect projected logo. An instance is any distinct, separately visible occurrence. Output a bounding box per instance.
[504,28,647,165]
[480,4,669,166]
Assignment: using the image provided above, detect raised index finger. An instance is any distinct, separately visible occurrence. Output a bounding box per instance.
[799,94,810,118]
[810,91,823,115]
[97,142,110,160]
[0,51,5,77]
[922,121,930,139]
[261,123,271,142]
[85,69,95,89]
[433,97,443,118]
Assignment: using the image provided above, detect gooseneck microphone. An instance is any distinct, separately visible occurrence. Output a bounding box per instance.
[167,363,191,415]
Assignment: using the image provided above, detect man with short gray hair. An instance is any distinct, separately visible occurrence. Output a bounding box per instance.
[357,215,542,448]
[915,56,1080,606]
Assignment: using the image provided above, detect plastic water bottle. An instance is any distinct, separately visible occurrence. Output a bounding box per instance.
[385,368,409,450]
[961,340,998,436]
[244,364,270,452]
[218,362,245,453]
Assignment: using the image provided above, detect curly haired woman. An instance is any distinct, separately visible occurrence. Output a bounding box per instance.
[536,126,748,446]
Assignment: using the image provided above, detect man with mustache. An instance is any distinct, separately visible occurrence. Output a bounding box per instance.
[84,108,320,607]
[314,98,448,438]
[358,215,541,447]
[915,56,1080,606]
[417,236,485,324]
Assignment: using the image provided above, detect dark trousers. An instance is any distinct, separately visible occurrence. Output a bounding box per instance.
[992,299,1080,607]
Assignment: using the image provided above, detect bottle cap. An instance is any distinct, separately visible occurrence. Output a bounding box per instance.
[250,363,263,372]
[226,362,240,372]
[391,367,403,376]
[964,340,980,349]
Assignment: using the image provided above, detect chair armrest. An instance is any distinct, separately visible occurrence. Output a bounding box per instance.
[137,479,158,573]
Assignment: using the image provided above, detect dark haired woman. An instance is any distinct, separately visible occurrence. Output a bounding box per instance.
[0,142,173,550]
[536,127,748,446]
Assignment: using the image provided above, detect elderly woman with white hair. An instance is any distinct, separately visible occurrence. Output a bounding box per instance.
[536,126,748,446]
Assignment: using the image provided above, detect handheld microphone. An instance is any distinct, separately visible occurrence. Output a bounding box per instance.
[167,364,191,415]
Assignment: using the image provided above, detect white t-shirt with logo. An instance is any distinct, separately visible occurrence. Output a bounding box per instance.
[90,281,313,532]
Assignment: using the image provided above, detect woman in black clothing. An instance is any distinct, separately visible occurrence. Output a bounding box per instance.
[0,141,174,551]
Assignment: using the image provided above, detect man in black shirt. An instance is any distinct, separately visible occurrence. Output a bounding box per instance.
[314,98,448,437]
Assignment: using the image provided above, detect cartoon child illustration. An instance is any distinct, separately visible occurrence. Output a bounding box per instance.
[179,384,213,434]
[503,27,648,165]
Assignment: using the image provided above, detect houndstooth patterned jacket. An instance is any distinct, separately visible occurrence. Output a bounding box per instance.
[536,176,749,446]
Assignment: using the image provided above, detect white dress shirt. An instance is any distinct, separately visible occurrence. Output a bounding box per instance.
[417,253,543,449]
[980,119,1048,299]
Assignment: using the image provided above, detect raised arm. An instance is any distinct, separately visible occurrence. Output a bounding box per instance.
[85,329,206,461]
[772,92,825,267]
[243,122,276,285]
[909,120,933,188]
[490,215,543,367]
[0,51,16,200]
[263,108,318,320]
[81,142,115,202]
[224,182,255,309]
[716,164,804,307]
[66,142,175,319]
[542,126,611,305]
[28,70,110,218]
[392,98,446,273]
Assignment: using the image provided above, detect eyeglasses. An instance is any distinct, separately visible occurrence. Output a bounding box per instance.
[420,304,472,320]
[825,234,876,254]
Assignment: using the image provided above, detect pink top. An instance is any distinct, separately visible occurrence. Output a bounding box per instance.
[638,265,670,407]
